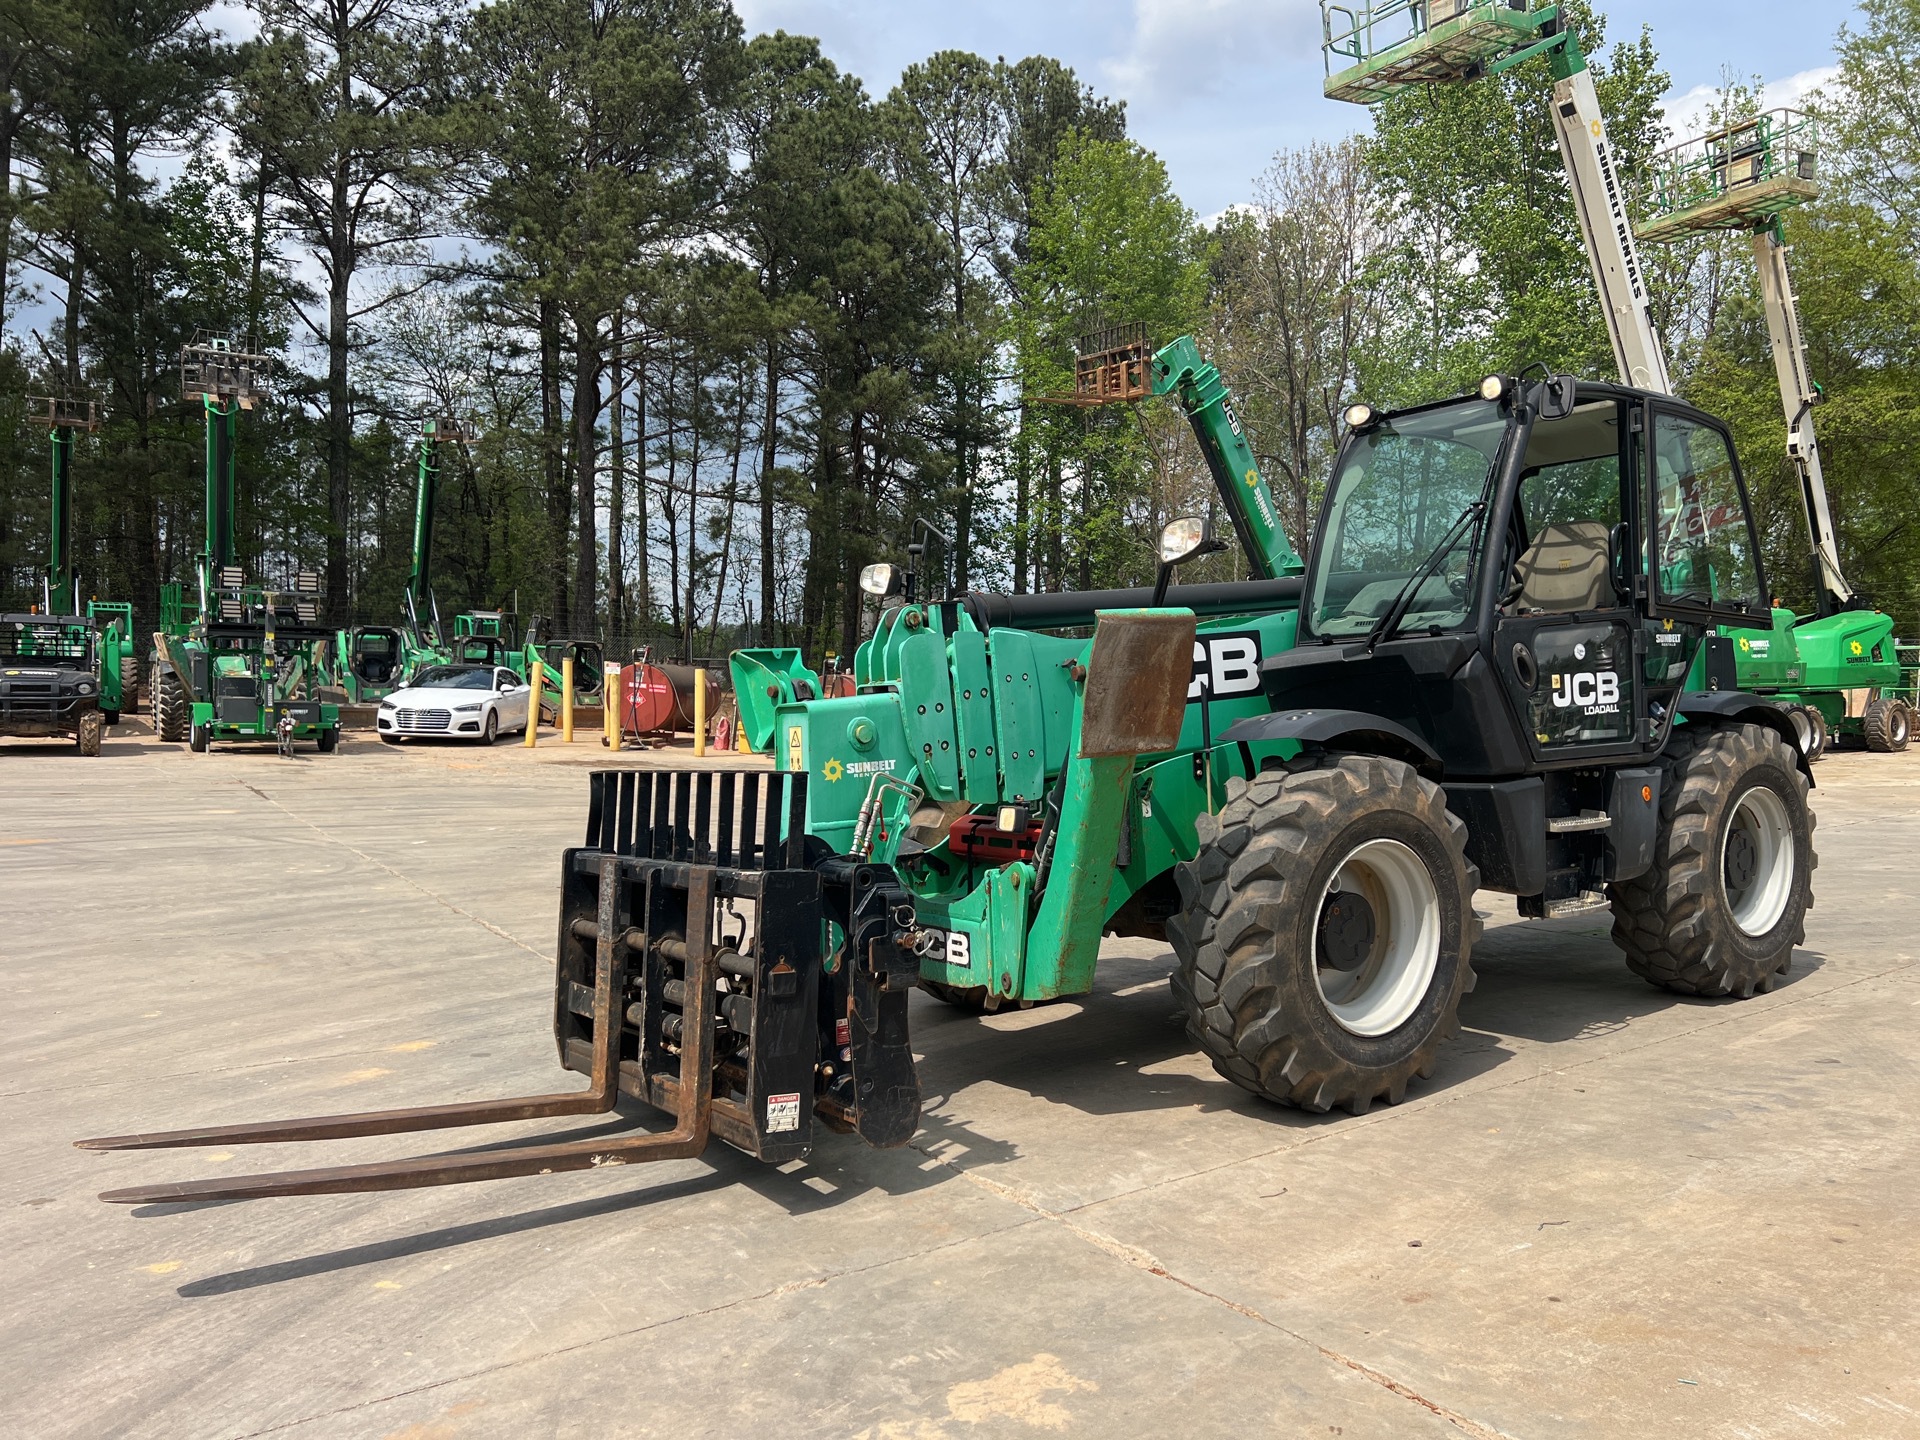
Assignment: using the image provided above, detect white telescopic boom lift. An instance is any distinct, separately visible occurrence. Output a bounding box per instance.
[1637,110,1851,612]
[1319,0,1672,393]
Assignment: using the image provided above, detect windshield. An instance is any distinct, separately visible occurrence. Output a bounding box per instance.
[412,665,494,690]
[1306,399,1507,639]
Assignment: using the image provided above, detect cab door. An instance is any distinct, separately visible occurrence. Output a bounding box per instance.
[1491,395,1646,763]
[1640,403,1774,716]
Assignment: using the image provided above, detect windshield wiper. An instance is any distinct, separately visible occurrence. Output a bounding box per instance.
[1363,500,1486,652]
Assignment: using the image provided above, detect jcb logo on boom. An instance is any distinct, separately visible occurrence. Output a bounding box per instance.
[1550,671,1621,714]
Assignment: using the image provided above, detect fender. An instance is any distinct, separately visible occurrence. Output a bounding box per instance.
[1676,691,1814,784]
[1217,707,1444,780]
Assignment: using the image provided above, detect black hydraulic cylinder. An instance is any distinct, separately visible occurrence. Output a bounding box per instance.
[962,576,1302,632]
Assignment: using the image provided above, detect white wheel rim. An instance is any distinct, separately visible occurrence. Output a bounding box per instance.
[1723,785,1794,937]
[1313,838,1442,1036]
[1786,707,1811,752]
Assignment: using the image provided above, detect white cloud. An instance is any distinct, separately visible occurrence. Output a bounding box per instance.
[1660,65,1838,143]
[1103,0,1322,106]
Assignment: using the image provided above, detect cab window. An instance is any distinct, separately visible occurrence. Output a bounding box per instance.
[1501,399,1626,615]
[1650,413,1763,616]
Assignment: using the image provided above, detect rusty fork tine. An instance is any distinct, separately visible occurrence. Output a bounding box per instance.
[92,872,718,1205]
[80,855,636,1160]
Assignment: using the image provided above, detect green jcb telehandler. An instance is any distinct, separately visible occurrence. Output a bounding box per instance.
[1,397,133,755]
[150,339,340,755]
[81,344,1818,1203]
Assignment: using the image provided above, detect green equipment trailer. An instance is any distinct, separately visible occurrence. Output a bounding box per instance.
[1638,109,1906,756]
[1,398,133,754]
[150,339,339,755]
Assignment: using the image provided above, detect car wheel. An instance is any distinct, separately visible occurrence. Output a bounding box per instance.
[483,710,498,744]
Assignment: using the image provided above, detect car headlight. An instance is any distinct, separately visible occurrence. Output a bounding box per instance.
[75,681,94,694]
[453,702,483,712]
[379,700,397,710]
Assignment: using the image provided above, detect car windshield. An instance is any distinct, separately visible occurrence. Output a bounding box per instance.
[1306,398,1508,639]
[412,665,494,690]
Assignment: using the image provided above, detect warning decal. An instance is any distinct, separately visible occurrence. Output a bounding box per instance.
[766,1093,802,1133]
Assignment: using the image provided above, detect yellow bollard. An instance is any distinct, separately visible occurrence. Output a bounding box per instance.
[561,655,576,744]
[523,660,544,748]
[604,662,622,752]
[693,668,707,757]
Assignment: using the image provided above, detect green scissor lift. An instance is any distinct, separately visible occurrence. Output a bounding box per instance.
[151,338,339,754]
[1637,111,1907,754]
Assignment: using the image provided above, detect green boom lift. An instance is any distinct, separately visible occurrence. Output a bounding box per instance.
[326,418,506,701]
[1637,109,1906,756]
[1,398,132,754]
[150,338,339,754]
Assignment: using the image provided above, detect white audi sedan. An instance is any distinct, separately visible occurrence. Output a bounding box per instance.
[378,664,530,744]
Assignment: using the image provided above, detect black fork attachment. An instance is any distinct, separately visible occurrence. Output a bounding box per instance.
[78,767,922,1205]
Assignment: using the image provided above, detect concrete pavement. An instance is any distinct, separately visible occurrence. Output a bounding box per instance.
[4,723,1917,1438]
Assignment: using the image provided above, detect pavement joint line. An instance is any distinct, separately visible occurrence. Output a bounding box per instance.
[0,1028,541,1102]
[217,1222,1035,1440]
[906,1139,1512,1438]
[231,778,547,960]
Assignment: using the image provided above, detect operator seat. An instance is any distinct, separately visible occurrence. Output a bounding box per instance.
[1505,520,1611,614]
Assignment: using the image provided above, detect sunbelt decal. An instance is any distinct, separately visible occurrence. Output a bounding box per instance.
[1188,632,1262,701]
[1551,671,1622,716]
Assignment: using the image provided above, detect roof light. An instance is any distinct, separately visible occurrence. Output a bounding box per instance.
[1479,374,1511,403]
[1343,402,1377,430]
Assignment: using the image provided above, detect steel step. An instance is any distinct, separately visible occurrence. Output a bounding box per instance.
[1547,810,1611,833]
[1542,890,1611,919]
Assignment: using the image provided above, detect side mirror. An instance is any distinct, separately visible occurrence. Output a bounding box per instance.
[859,563,905,599]
[1158,516,1215,567]
[1152,516,1227,606]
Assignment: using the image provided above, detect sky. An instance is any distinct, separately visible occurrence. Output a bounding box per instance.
[734,0,1846,219]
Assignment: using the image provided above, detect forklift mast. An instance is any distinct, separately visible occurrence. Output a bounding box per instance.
[1320,0,1673,394]
[406,419,448,648]
[28,398,101,615]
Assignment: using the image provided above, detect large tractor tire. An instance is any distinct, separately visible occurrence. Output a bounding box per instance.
[77,709,103,756]
[1608,722,1814,997]
[1168,755,1480,1115]
[154,671,189,743]
[1862,696,1910,752]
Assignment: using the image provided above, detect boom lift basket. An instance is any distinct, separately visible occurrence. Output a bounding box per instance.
[1637,109,1819,241]
[1321,0,1549,104]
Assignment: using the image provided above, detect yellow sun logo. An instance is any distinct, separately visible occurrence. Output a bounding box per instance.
[1738,637,1750,651]
[1851,640,1864,656]
[822,758,844,782]
[1243,469,1259,487]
